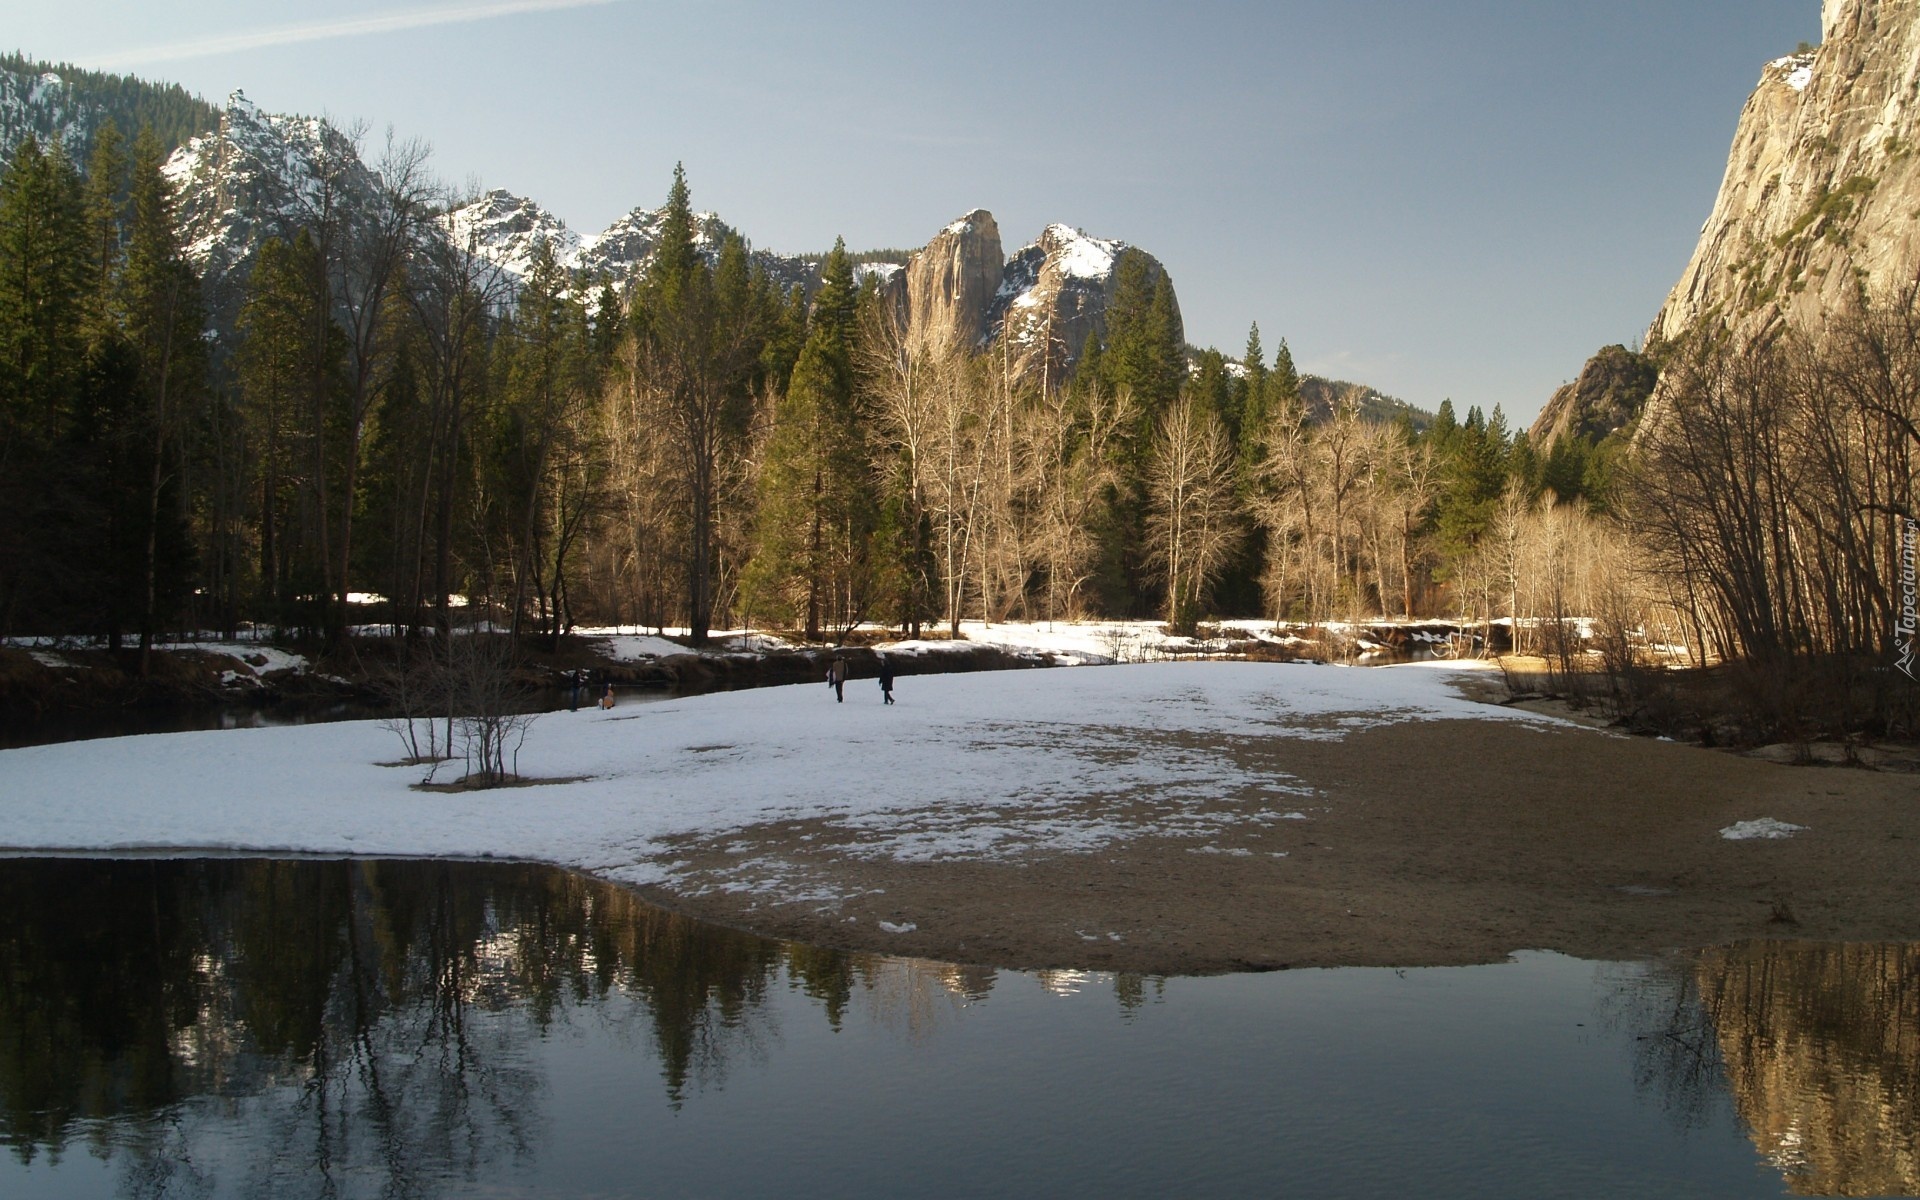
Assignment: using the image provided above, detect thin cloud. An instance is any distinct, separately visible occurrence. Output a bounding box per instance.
[93,0,626,69]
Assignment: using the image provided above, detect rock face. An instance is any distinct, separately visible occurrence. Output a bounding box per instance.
[1649,0,1920,346]
[163,91,383,343]
[899,209,1004,357]
[441,188,580,283]
[894,212,1182,379]
[1527,344,1658,446]
[987,222,1181,377]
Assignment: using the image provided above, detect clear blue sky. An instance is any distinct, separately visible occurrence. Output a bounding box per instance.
[17,0,1819,423]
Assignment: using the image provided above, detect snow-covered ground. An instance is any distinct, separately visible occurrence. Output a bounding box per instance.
[0,661,1551,903]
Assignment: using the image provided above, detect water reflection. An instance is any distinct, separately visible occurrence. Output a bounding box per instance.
[4,859,1919,1198]
[1697,943,1920,1196]
[0,859,853,1194]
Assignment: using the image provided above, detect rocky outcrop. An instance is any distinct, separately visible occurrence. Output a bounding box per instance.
[1649,0,1920,346]
[163,91,383,343]
[986,223,1181,378]
[899,209,1005,357]
[891,212,1182,380]
[1527,344,1658,446]
[441,188,579,282]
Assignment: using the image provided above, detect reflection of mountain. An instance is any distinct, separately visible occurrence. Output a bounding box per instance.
[1696,942,1920,1197]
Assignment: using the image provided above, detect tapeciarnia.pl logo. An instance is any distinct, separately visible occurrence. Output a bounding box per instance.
[1899,517,1918,681]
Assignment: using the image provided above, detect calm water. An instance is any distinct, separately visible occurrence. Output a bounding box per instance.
[1,859,1914,1199]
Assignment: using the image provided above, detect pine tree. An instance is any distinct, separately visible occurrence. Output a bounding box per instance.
[0,136,91,635]
[121,127,207,669]
[744,240,876,640]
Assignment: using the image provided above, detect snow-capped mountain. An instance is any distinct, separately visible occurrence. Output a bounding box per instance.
[0,70,97,161]
[988,222,1176,370]
[442,190,831,297]
[7,72,1172,381]
[441,188,581,282]
[894,210,1181,376]
[163,90,383,335]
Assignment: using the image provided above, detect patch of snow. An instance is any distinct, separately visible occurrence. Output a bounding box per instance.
[1719,818,1807,840]
[877,920,917,934]
[0,662,1558,911]
[588,633,688,661]
[1767,52,1816,92]
[1044,224,1122,280]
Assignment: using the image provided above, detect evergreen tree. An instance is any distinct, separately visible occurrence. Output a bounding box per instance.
[744,240,875,639]
[0,136,89,634]
[121,127,207,667]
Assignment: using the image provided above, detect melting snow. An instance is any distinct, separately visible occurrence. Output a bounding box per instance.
[1768,52,1816,93]
[0,661,1555,905]
[1719,818,1807,840]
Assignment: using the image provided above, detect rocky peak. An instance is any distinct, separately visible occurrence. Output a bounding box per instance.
[985,223,1175,377]
[1527,344,1658,446]
[163,90,380,338]
[1648,0,1920,347]
[441,189,579,283]
[901,208,1004,356]
[888,211,1181,380]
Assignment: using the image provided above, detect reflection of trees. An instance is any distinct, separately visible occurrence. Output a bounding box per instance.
[1605,942,1920,1197]
[1695,942,1920,1197]
[0,859,852,1193]
[1595,956,1730,1132]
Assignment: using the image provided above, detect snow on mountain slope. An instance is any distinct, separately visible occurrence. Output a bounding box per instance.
[441,188,580,282]
[163,90,383,336]
[983,222,1177,372]
[0,69,96,160]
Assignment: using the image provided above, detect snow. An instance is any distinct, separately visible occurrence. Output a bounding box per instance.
[1767,52,1816,92]
[853,262,903,286]
[1720,818,1807,840]
[590,632,690,661]
[0,662,1557,909]
[1044,224,1122,280]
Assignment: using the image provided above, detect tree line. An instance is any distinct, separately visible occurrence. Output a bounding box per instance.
[3,134,1650,659]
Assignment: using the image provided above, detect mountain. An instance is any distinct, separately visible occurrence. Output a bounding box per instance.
[442,189,833,296]
[1296,375,1430,429]
[1650,0,1920,347]
[1527,344,1657,446]
[988,222,1179,374]
[0,54,217,163]
[1532,0,1919,447]
[8,68,1188,391]
[891,209,1182,378]
[161,90,384,341]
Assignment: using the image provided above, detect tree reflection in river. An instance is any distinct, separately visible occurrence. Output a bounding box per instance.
[1604,940,1920,1197]
[1696,942,1920,1197]
[0,859,819,1192]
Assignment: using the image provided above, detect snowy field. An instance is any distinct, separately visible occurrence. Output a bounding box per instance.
[0,661,1558,902]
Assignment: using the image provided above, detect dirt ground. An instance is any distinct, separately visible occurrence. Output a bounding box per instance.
[628,685,1920,975]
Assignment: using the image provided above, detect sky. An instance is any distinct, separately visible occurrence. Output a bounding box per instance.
[12,0,1820,425]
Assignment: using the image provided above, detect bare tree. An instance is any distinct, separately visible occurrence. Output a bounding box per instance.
[1146,393,1242,631]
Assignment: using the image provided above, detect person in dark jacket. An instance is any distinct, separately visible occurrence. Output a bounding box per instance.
[877,656,895,704]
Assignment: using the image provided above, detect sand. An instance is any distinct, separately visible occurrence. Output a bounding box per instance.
[631,709,1920,975]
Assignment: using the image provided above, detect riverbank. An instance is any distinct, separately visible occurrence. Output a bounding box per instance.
[3,659,1915,975]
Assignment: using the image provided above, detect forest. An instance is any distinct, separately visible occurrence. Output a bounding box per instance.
[0,125,1914,738]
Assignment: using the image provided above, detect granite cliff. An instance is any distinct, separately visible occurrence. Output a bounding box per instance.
[1651,0,1920,346]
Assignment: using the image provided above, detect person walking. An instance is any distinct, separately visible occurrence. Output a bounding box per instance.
[829,653,849,703]
[877,656,895,704]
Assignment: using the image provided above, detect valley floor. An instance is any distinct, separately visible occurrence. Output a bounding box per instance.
[1,658,1913,974]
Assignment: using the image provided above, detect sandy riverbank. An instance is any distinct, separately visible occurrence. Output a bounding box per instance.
[3,659,1913,976]
[630,704,1920,975]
